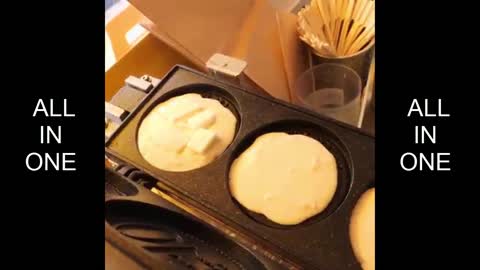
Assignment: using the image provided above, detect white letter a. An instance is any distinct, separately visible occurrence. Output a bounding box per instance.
[33,99,48,117]
[407,99,423,117]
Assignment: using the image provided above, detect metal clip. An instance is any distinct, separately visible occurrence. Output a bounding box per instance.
[140,75,161,89]
[206,53,247,86]
[125,75,153,93]
[105,101,128,123]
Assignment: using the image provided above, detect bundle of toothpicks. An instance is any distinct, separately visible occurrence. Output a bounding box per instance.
[297,0,375,57]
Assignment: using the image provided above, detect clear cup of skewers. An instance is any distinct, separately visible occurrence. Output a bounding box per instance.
[297,0,375,86]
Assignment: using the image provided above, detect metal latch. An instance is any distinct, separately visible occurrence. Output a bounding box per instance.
[125,75,162,93]
[139,75,162,89]
[206,53,247,86]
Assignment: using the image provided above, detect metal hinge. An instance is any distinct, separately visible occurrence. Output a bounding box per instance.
[105,75,161,141]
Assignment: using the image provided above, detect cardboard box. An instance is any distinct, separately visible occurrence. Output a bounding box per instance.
[105,1,297,102]
[105,3,145,62]
[105,32,196,100]
[128,0,304,102]
[105,3,196,100]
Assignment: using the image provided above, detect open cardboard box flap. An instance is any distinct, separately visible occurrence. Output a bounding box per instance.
[128,0,306,102]
[106,4,146,63]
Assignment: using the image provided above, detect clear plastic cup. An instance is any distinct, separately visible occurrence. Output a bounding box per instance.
[294,63,362,126]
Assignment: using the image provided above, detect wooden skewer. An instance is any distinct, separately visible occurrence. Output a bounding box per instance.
[345,6,374,54]
[328,0,339,49]
[301,5,331,47]
[337,0,355,55]
[342,0,368,52]
[349,1,368,29]
[353,0,371,22]
[347,25,374,55]
[344,0,374,55]
[298,14,335,56]
[315,0,337,54]
[299,35,330,56]
[301,6,326,41]
[300,29,335,57]
[313,37,336,56]
[325,0,333,42]
[333,0,346,50]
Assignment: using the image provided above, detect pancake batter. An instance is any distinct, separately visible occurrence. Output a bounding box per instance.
[137,93,237,172]
[229,132,338,225]
[350,188,375,270]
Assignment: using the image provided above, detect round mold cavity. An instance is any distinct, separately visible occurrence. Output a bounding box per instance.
[105,200,267,270]
[227,119,353,229]
[136,84,241,172]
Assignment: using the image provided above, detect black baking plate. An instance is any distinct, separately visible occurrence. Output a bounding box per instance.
[105,167,283,270]
[106,66,375,270]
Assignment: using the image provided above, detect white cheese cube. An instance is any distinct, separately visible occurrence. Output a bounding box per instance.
[187,110,216,129]
[187,128,216,154]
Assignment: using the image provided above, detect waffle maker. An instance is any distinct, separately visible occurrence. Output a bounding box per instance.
[105,65,374,270]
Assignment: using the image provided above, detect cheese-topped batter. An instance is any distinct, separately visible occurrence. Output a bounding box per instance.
[350,188,375,270]
[229,132,338,225]
[137,93,237,172]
